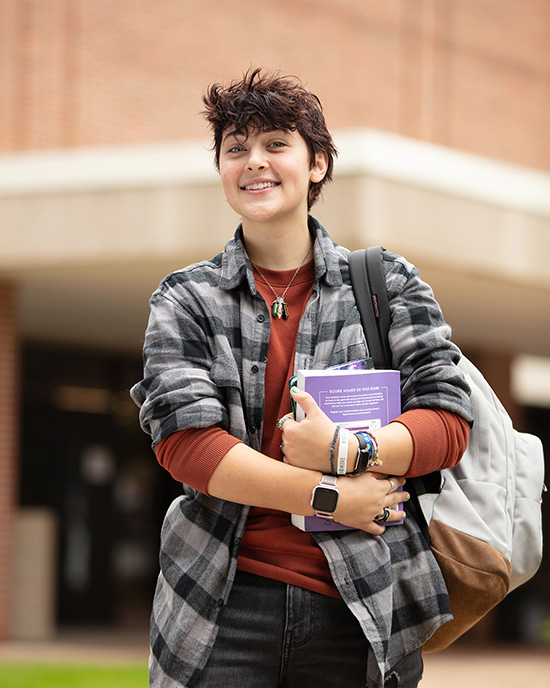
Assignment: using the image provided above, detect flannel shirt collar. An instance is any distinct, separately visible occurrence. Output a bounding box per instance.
[218,216,345,294]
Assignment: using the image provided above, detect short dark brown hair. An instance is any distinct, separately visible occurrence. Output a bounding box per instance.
[202,68,337,209]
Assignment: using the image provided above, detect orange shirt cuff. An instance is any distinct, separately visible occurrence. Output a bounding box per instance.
[156,427,243,495]
[390,409,470,478]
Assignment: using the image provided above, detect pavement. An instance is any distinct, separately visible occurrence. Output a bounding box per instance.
[0,627,149,665]
[421,646,550,688]
[0,629,549,687]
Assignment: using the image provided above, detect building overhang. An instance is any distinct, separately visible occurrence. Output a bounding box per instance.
[1,129,549,373]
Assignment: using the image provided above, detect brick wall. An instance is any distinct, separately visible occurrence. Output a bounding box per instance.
[1,0,548,170]
[0,282,19,641]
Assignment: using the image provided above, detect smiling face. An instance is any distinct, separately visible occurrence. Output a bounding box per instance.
[218,127,328,231]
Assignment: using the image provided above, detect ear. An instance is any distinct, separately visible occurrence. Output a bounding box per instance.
[310,151,329,183]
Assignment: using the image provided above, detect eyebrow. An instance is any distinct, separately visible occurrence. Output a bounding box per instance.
[222,129,244,144]
[221,127,290,147]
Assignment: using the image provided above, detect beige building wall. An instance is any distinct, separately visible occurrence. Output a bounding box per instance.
[1,130,548,357]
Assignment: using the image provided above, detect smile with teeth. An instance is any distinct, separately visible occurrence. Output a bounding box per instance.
[242,181,280,191]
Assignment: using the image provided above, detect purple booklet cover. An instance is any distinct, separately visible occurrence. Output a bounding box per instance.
[294,368,401,430]
[291,367,403,532]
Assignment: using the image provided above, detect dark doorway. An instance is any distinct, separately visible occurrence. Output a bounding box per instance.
[19,343,181,627]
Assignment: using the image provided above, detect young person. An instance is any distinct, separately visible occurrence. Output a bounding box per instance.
[131,69,473,688]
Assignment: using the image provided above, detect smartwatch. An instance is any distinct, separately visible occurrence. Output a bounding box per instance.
[311,475,339,519]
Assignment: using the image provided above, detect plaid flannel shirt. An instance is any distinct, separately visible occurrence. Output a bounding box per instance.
[131,217,472,687]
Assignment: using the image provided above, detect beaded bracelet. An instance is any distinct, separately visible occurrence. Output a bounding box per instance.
[329,425,340,475]
[358,430,382,470]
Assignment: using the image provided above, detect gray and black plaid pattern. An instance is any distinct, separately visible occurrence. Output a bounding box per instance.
[131,217,472,688]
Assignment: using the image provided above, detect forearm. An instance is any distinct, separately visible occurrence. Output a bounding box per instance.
[208,442,406,533]
[302,414,464,478]
[207,442,321,515]
[325,423,414,477]
[367,421,414,476]
[280,387,414,477]
[368,410,470,477]
[157,420,408,533]
[282,388,468,479]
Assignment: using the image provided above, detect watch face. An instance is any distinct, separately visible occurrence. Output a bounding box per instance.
[313,486,339,513]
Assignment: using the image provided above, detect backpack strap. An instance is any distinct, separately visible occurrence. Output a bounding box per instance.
[349,246,431,542]
[349,246,392,369]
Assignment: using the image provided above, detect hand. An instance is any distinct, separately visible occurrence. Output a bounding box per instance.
[279,388,338,473]
[335,472,408,534]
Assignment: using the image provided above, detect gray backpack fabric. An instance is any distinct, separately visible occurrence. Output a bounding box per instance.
[349,247,545,651]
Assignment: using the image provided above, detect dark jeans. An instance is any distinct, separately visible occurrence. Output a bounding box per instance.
[193,570,423,688]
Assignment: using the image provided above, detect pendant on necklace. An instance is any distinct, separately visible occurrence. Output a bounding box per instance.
[271,295,289,320]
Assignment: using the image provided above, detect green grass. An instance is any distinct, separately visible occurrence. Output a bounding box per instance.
[0,662,148,688]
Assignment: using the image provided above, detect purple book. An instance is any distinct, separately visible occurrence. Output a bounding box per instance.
[291,367,403,532]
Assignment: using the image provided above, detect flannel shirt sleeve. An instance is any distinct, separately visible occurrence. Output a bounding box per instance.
[384,253,473,422]
[130,283,231,447]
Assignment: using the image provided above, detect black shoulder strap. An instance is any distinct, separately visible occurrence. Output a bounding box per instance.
[349,246,392,369]
[349,246,431,540]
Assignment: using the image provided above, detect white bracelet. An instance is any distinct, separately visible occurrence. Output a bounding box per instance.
[337,427,349,475]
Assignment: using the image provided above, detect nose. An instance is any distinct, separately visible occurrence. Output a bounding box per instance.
[246,144,267,170]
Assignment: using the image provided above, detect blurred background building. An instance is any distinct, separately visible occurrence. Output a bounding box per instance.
[0,0,548,645]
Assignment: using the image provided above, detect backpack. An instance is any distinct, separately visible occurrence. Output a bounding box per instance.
[349,246,546,652]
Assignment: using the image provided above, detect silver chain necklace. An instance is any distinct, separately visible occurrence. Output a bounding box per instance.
[252,247,312,320]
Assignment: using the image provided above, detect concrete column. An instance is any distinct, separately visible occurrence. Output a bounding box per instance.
[12,508,57,640]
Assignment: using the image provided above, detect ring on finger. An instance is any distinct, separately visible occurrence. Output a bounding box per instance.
[374,507,391,523]
[277,416,290,429]
[280,443,285,453]
[387,478,396,495]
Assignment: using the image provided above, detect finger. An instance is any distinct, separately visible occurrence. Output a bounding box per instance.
[374,505,406,524]
[374,507,391,523]
[277,415,293,430]
[373,473,406,488]
[386,476,407,494]
[289,387,320,417]
[387,490,409,508]
[385,506,407,523]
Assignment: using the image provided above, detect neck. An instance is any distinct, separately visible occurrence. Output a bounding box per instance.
[243,217,313,270]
